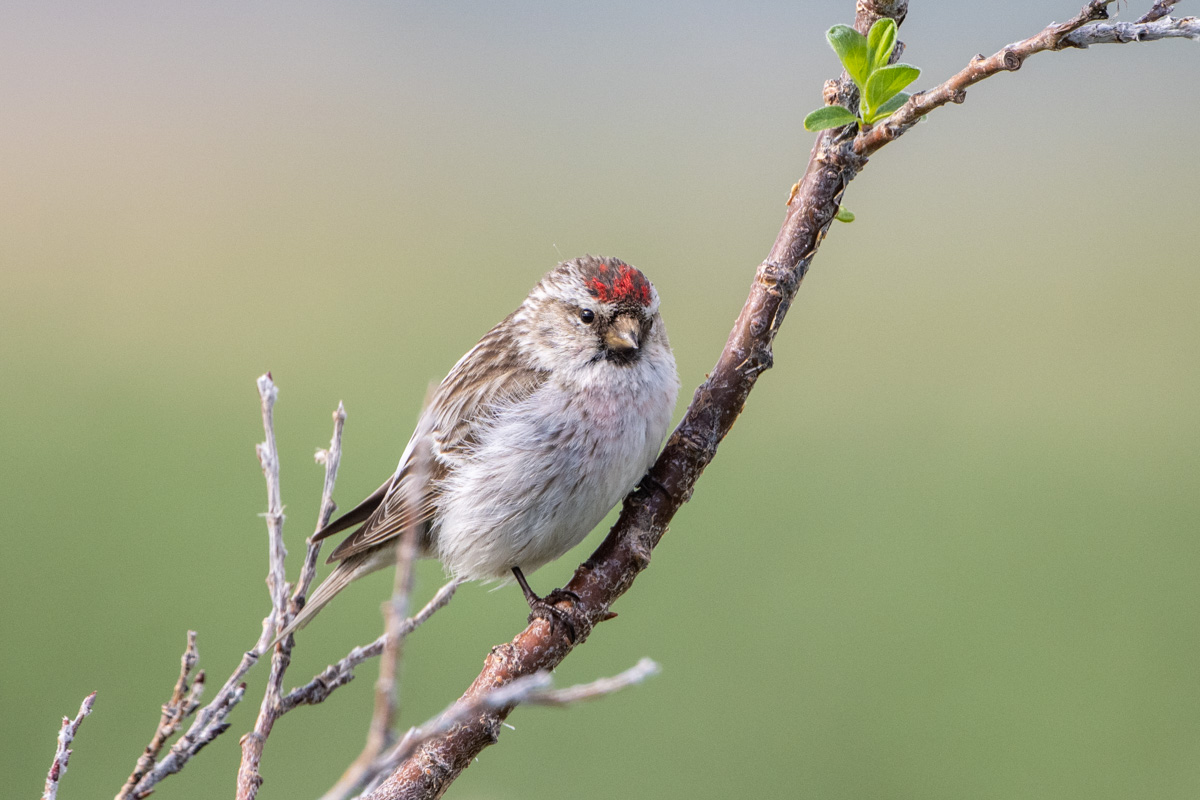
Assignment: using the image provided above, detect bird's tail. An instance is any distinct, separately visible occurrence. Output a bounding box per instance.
[271,553,382,646]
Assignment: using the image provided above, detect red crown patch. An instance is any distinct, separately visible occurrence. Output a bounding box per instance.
[585,260,652,306]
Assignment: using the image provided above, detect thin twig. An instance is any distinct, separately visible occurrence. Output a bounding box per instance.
[123,391,345,796]
[523,658,661,706]
[1137,0,1181,23]
[355,660,660,798]
[129,650,252,797]
[1065,14,1200,45]
[322,406,436,800]
[361,2,1198,797]
[115,633,202,800]
[239,383,352,799]
[43,692,96,800]
[127,390,349,799]
[281,580,458,712]
[235,374,294,800]
[856,1,1118,155]
[292,402,347,611]
[257,373,289,637]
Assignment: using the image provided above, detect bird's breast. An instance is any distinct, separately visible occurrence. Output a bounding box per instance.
[430,357,675,581]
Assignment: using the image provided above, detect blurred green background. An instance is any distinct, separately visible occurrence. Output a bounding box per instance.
[3,2,1199,798]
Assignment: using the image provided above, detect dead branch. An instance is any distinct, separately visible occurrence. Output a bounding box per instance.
[353,659,660,798]
[236,373,295,800]
[127,385,347,800]
[43,692,96,800]
[522,657,662,706]
[1137,0,1182,23]
[239,379,352,800]
[281,580,459,713]
[360,2,1196,798]
[1065,14,1200,45]
[115,632,202,800]
[292,402,348,611]
[321,426,434,800]
[127,653,249,798]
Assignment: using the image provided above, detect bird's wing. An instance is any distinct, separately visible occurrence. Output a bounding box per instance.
[430,314,550,460]
[312,480,390,543]
[326,318,549,564]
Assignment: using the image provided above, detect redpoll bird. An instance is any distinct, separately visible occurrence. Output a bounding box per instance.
[276,256,678,642]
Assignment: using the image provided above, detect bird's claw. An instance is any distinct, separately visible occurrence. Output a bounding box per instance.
[527,595,578,643]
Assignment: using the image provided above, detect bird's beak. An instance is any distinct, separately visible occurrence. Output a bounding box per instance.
[604,315,641,352]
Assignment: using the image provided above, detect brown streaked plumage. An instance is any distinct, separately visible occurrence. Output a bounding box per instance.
[273,255,677,644]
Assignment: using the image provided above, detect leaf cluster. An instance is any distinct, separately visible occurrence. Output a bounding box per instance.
[804,19,920,132]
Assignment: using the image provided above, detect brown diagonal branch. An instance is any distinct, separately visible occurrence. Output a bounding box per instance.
[362,1,1198,797]
[43,692,96,800]
[359,5,889,800]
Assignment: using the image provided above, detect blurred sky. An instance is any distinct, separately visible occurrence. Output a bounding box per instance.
[3,2,1199,799]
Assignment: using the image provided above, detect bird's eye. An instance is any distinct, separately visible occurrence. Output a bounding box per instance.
[579,308,595,324]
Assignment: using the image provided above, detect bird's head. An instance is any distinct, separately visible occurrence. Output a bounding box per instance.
[520,256,666,371]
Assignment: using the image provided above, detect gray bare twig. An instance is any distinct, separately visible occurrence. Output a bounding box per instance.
[1137,0,1182,23]
[281,580,459,713]
[1065,14,1200,45]
[236,373,294,800]
[355,659,660,798]
[128,652,250,797]
[43,692,96,800]
[240,379,354,799]
[292,403,347,611]
[115,632,203,800]
[321,400,438,800]
[522,658,662,706]
[128,382,348,800]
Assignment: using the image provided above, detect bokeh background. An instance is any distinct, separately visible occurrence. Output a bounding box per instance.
[3,2,1199,798]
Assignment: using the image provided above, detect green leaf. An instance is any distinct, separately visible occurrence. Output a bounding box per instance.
[866,18,897,72]
[864,91,910,123]
[864,63,920,115]
[804,104,860,132]
[826,25,870,90]
[835,205,856,223]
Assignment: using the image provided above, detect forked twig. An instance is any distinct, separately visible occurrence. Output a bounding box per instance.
[126,382,348,800]
[355,659,661,798]
[115,632,203,800]
[281,580,459,713]
[856,1,1198,155]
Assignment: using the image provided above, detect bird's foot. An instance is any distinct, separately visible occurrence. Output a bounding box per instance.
[526,593,579,643]
[512,567,580,643]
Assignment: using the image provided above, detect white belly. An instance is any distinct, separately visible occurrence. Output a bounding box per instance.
[431,365,674,581]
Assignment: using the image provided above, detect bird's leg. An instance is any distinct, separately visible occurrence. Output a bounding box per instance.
[511,566,580,643]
